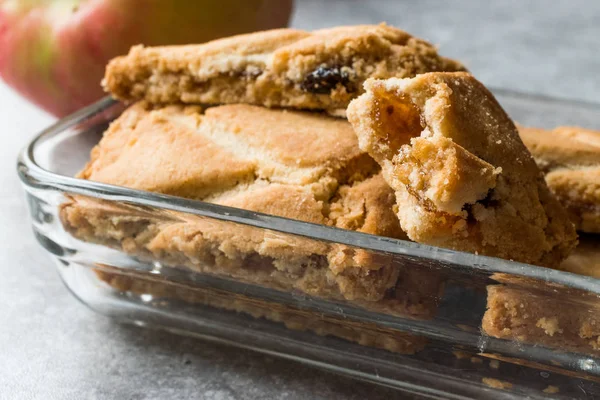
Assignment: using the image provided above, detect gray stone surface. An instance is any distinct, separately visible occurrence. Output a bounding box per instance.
[293,0,600,104]
[1,1,599,399]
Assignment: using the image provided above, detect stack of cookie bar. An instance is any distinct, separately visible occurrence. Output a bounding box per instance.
[62,24,599,355]
[483,125,600,355]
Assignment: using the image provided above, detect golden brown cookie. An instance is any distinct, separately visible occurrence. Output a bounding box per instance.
[347,72,578,267]
[483,282,600,357]
[62,102,443,317]
[103,24,465,113]
[482,235,600,356]
[519,126,600,233]
[96,268,429,354]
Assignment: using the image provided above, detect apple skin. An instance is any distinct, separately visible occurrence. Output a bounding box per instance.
[0,0,293,116]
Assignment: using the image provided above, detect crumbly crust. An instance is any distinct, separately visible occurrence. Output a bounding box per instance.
[96,269,428,354]
[483,234,600,356]
[347,72,578,268]
[519,125,600,233]
[483,283,600,356]
[103,24,465,112]
[62,102,443,317]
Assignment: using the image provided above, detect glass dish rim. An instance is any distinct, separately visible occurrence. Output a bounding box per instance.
[16,91,600,295]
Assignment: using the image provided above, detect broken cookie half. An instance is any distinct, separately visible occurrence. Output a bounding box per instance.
[347,72,578,267]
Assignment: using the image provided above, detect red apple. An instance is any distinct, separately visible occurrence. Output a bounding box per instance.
[0,0,293,116]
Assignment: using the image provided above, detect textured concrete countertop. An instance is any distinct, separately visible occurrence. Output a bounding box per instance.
[1,1,599,399]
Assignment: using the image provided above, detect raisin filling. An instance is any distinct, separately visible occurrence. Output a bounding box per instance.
[300,65,357,94]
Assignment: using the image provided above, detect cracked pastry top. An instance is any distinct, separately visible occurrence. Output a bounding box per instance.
[518,125,600,233]
[102,24,465,113]
[347,72,578,268]
[61,102,445,315]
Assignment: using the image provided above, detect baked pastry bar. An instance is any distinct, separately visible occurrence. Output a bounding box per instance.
[477,124,600,356]
[103,24,465,113]
[483,283,600,357]
[347,72,578,267]
[519,126,600,233]
[96,268,428,354]
[483,234,600,356]
[61,102,443,317]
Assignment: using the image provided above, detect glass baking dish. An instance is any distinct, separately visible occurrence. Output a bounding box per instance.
[17,90,600,399]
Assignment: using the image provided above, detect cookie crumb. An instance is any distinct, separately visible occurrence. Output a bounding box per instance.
[543,385,559,394]
[536,317,562,336]
[482,378,513,390]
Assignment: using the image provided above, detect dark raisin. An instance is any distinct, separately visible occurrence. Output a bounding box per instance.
[300,65,356,94]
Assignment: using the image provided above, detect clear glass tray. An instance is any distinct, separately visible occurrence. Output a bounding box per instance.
[17,91,600,399]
